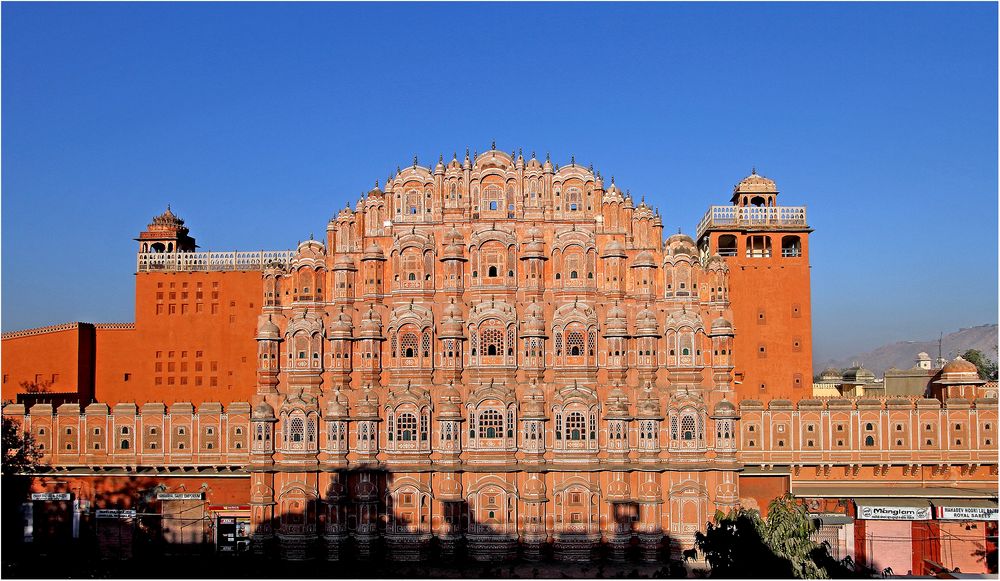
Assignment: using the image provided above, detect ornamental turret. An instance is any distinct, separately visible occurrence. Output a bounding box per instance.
[136,205,197,254]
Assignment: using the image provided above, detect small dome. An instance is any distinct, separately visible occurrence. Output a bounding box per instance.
[327,394,349,418]
[360,306,383,337]
[819,367,842,381]
[333,254,356,270]
[842,366,875,383]
[362,243,385,260]
[328,309,354,336]
[635,307,660,336]
[253,401,275,419]
[256,317,281,340]
[734,169,777,194]
[607,304,626,320]
[711,316,734,334]
[941,356,979,376]
[148,206,186,230]
[632,250,657,268]
[713,399,737,417]
[602,239,627,258]
[666,233,695,246]
[437,384,462,416]
[443,241,465,260]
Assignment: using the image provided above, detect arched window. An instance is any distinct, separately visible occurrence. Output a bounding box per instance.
[478,410,503,439]
[397,413,417,441]
[566,412,587,441]
[865,435,875,447]
[681,416,695,440]
[567,188,582,212]
[483,185,503,214]
[401,333,418,359]
[567,331,585,357]
[482,326,503,357]
[121,439,130,449]
[290,417,304,443]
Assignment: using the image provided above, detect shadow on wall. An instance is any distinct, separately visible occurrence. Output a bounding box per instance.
[1,468,694,578]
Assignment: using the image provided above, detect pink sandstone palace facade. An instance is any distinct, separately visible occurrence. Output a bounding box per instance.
[2,148,997,573]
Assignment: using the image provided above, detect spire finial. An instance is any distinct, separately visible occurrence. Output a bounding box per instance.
[571,155,575,166]
[439,153,443,163]
[491,139,496,150]
[375,179,379,189]
[413,155,418,168]
[751,166,757,175]
[546,152,550,162]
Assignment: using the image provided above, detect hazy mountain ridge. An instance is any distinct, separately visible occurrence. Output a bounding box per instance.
[816,324,998,377]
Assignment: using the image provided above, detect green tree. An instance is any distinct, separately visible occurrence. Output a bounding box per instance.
[696,495,859,579]
[961,349,999,381]
[2,417,42,476]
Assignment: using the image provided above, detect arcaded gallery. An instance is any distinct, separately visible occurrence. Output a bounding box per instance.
[3,148,996,572]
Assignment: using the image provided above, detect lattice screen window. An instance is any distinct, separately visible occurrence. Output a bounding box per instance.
[478,410,503,439]
[396,413,417,441]
[482,327,503,356]
[566,412,587,441]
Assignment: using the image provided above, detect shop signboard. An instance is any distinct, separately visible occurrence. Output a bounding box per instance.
[30,493,71,501]
[936,506,999,521]
[95,509,137,519]
[157,492,204,500]
[216,515,251,553]
[856,504,931,521]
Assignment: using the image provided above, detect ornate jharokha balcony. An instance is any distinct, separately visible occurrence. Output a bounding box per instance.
[696,205,808,239]
[136,250,296,272]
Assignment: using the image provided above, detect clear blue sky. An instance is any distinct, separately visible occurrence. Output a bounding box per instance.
[2,2,997,363]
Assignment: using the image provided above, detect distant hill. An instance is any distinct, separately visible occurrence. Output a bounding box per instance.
[816,324,998,378]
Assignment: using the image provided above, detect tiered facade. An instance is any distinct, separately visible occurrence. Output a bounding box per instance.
[3,148,996,571]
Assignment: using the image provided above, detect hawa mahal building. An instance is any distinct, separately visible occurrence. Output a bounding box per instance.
[3,148,997,573]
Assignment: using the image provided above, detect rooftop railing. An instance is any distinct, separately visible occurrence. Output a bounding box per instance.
[137,250,296,272]
[696,205,807,239]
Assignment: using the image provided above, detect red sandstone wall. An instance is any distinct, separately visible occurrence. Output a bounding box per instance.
[94,271,263,405]
[93,325,139,404]
[1,324,92,401]
[707,231,813,401]
[737,474,790,517]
